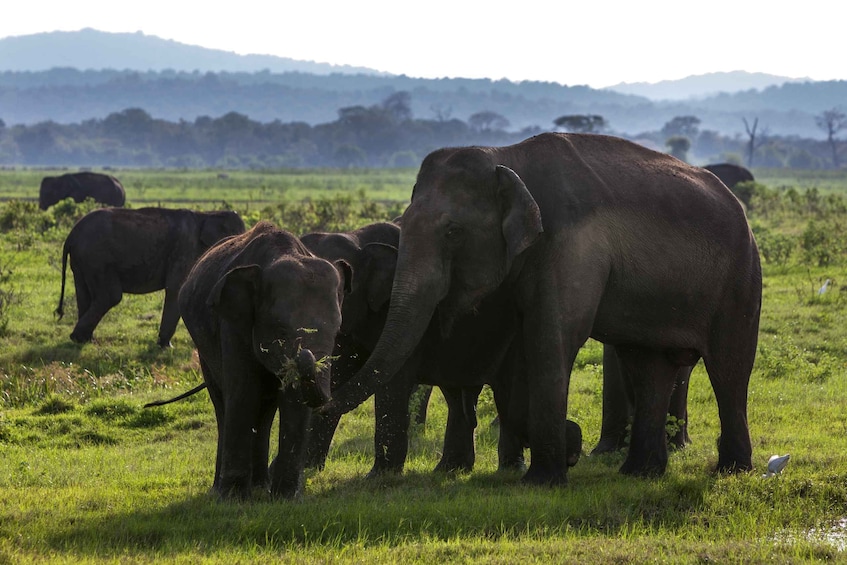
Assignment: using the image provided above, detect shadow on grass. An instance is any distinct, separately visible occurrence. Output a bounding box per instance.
[42,458,716,558]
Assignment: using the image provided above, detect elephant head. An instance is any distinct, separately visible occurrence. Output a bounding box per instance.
[199,211,247,248]
[323,149,542,414]
[38,176,65,210]
[207,257,351,408]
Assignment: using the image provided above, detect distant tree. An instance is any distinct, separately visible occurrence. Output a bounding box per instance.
[102,107,154,146]
[661,116,700,139]
[665,136,691,162]
[0,118,5,130]
[468,111,510,132]
[553,114,607,133]
[334,143,366,168]
[381,91,413,122]
[743,117,769,168]
[430,103,453,122]
[815,107,846,168]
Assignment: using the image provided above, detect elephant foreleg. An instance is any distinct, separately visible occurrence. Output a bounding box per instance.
[368,365,419,477]
[433,385,480,473]
[305,413,340,470]
[271,390,311,499]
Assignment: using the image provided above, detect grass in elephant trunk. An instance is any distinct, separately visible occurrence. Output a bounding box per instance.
[261,336,337,391]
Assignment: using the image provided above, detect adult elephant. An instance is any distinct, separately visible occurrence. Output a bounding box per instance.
[39,172,126,210]
[593,162,757,455]
[703,163,755,189]
[320,132,762,485]
[302,221,582,476]
[179,221,351,499]
[56,207,245,346]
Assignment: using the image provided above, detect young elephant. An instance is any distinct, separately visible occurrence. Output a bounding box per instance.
[56,207,245,346]
[178,222,351,499]
[39,171,126,210]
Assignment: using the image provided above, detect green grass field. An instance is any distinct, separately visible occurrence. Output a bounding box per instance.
[0,167,845,563]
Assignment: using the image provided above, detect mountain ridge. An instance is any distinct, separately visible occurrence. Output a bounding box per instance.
[0,28,386,76]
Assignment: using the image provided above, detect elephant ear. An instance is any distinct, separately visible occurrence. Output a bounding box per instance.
[333,259,353,296]
[496,165,543,266]
[199,217,227,248]
[361,242,398,312]
[206,264,261,328]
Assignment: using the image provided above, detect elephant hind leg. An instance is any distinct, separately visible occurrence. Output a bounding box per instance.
[615,345,679,477]
[703,349,755,473]
[70,271,122,343]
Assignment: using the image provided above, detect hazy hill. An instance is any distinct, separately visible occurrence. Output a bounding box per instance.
[0,28,383,75]
[606,71,811,100]
[0,30,844,139]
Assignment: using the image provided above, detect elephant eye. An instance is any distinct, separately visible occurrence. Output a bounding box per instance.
[445,224,463,241]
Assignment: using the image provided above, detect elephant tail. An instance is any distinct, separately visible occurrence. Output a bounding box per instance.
[143,383,207,408]
[55,239,70,319]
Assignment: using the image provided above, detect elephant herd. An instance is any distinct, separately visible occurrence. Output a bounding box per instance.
[50,135,762,500]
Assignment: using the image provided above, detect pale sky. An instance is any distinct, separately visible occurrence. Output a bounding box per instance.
[2,0,842,88]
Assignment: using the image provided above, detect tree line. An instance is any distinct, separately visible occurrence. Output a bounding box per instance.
[0,92,843,169]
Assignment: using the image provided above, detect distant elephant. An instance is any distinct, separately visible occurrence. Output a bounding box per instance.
[56,207,245,346]
[703,163,755,189]
[320,132,762,485]
[178,221,351,499]
[39,172,126,210]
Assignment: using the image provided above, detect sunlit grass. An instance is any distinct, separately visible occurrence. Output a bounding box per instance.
[0,169,845,562]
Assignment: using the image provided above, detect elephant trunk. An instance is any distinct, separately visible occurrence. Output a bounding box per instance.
[323,262,442,415]
[296,348,331,408]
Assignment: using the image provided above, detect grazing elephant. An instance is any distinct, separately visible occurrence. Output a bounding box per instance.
[56,207,245,346]
[703,163,755,189]
[320,132,762,485]
[178,221,351,499]
[39,172,126,210]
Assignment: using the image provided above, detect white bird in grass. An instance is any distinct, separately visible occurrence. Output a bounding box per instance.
[763,454,790,477]
[818,279,831,294]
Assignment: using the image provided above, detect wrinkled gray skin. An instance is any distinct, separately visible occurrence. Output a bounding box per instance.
[178,222,350,499]
[56,207,245,347]
[39,172,126,210]
[321,132,762,485]
[301,222,582,476]
[593,162,756,455]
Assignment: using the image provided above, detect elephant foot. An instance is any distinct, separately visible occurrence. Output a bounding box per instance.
[590,433,628,456]
[157,339,173,349]
[366,463,403,479]
[70,330,92,344]
[521,463,568,486]
[433,455,474,474]
[565,420,583,467]
[714,457,753,475]
[618,453,667,478]
[668,429,691,451]
[212,479,253,501]
[498,455,527,472]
